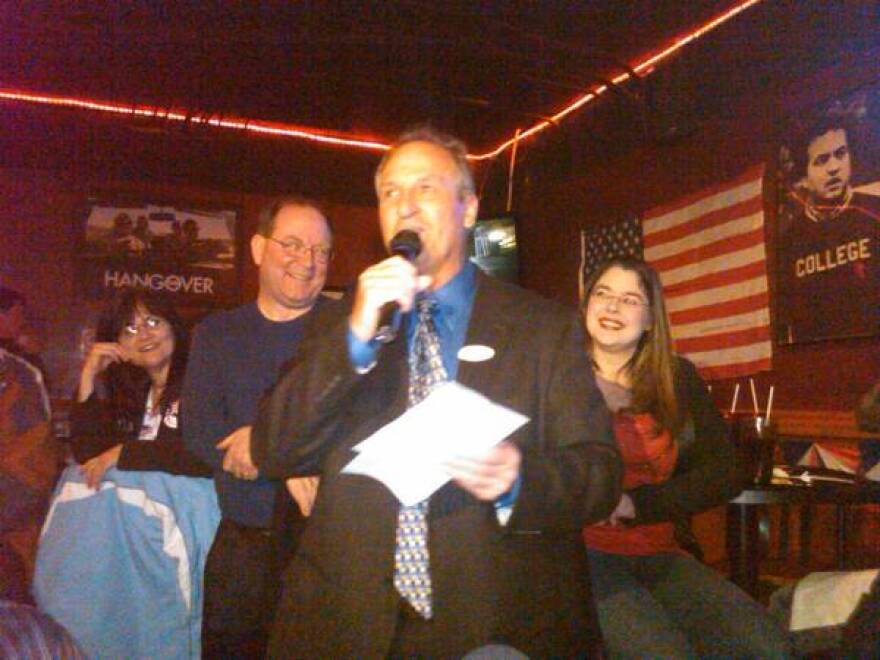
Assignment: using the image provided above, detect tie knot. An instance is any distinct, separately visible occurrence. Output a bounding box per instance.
[416,296,437,320]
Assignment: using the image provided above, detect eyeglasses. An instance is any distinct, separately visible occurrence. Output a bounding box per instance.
[267,236,333,264]
[590,288,648,309]
[121,315,165,337]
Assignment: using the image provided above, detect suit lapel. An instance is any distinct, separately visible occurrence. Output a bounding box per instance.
[374,273,518,411]
[382,328,411,420]
[456,273,516,392]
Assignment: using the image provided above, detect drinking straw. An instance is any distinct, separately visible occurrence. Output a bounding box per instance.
[749,377,759,416]
[730,383,740,414]
[766,385,775,423]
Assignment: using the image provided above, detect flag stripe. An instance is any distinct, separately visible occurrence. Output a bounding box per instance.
[643,165,765,223]
[647,226,764,274]
[683,340,772,369]
[674,325,770,354]
[664,260,768,297]
[671,308,770,340]
[669,291,769,326]
[643,166,771,379]
[659,242,767,288]
[643,196,763,251]
[665,277,767,314]
[699,357,772,381]
[644,210,763,262]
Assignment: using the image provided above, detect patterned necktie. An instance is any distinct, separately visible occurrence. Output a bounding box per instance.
[393,297,447,619]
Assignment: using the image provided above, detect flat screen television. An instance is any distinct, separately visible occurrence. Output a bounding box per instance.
[469,215,519,283]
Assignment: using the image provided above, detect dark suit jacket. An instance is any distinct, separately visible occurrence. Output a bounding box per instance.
[251,271,622,658]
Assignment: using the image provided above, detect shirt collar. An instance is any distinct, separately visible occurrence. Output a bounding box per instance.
[430,260,476,320]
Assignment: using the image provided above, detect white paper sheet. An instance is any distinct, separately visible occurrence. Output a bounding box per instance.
[342,382,529,506]
[791,569,879,631]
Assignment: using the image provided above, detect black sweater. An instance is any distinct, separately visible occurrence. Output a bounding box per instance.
[70,392,211,478]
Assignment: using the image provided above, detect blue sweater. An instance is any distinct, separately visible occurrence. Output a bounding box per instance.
[182,302,311,527]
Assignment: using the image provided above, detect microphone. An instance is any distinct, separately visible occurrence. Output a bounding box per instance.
[389,229,421,262]
[374,230,422,343]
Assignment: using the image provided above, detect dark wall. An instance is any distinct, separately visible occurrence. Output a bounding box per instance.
[0,104,382,205]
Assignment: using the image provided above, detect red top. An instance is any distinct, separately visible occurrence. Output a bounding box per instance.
[583,411,684,556]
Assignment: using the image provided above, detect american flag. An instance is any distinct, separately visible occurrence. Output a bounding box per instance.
[580,165,771,380]
[579,215,642,301]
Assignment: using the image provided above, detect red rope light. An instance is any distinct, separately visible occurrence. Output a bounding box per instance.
[0,0,762,160]
[0,89,390,152]
[470,0,764,160]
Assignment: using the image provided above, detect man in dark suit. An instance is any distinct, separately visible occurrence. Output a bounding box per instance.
[251,127,622,658]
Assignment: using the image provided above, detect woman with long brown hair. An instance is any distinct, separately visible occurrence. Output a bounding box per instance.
[581,257,788,658]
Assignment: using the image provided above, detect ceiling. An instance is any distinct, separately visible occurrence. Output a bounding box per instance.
[1,0,876,205]
[2,0,749,152]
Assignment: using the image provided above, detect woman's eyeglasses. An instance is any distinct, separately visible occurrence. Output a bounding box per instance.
[590,288,648,309]
[122,315,164,337]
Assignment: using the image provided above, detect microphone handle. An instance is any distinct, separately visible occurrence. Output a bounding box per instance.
[373,302,401,344]
[373,229,422,343]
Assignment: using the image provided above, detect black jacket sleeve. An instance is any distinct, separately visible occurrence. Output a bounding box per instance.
[69,394,127,463]
[251,300,362,477]
[70,394,211,477]
[117,422,212,477]
[627,357,740,524]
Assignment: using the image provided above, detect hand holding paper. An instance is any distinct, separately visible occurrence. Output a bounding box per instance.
[342,382,529,506]
[445,440,521,501]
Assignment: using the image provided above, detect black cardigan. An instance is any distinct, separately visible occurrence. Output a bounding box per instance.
[70,392,211,478]
[627,357,742,525]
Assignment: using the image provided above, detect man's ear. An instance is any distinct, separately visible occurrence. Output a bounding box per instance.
[462,193,479,230]
[250,234,266,267]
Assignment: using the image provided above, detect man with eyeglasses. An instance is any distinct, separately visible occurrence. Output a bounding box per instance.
[182,195,334,658]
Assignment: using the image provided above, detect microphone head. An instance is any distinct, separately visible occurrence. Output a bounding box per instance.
[389,230,422,262]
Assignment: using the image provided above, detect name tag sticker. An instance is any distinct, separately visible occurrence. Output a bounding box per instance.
[163,401,180,429]
[458,344,495,362]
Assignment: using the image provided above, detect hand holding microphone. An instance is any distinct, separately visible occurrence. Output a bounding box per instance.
[349,230,430,343]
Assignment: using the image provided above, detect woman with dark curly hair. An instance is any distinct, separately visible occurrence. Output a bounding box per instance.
[69,289,208,482]
[580,257,789,658]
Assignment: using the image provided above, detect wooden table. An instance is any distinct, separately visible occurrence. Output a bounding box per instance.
[726,478,880,596]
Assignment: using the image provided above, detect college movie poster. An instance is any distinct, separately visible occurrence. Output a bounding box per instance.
[775,82,880,344]
[77,201,240,308]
